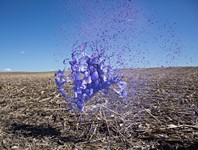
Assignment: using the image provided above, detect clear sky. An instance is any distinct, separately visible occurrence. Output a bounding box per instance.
[0,0,197,72]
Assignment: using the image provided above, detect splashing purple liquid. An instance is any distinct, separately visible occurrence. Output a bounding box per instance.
[55,0,184,113]
[55,42,127,111]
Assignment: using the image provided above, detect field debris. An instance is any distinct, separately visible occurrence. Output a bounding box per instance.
[0,67,198,149]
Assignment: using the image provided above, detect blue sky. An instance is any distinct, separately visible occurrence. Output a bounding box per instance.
[0,0,197,72]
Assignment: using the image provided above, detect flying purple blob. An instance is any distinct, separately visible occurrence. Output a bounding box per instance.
[55,43,127,111]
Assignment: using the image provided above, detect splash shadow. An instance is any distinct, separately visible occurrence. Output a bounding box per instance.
[11,123,61,138]
[10,123,82,143]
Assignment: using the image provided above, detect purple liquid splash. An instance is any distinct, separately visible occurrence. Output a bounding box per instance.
[55,42,127,111]
[55,0,183,114]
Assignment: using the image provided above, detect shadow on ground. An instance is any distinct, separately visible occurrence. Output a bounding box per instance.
[11,123,61,138]
[10,123,82,144]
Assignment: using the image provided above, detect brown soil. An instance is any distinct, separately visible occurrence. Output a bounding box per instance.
[0,67,198,150]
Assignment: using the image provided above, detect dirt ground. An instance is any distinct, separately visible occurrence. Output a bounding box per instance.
[0,67,198,150]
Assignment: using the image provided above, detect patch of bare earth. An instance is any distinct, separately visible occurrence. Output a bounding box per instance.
[0,67,198,150]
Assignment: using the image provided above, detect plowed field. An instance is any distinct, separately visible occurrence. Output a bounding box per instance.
[0,67,198,149]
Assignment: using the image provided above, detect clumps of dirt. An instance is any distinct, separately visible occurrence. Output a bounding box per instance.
[0,67,198,149]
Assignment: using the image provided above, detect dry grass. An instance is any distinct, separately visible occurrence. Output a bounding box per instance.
[0,67,198,149]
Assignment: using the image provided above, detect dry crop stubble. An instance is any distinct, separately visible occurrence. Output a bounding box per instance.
[0,67,198,149]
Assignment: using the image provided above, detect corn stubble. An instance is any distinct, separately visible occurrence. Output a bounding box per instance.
[0,67,198,149]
